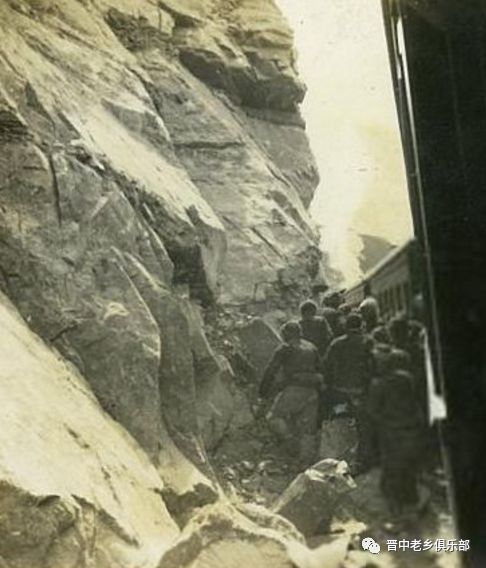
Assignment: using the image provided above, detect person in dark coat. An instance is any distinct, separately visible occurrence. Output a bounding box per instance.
[298,299,334,423]
[389,316,428,420]
[322,291,346,338]
[299,300,334,357]
[389,315,410,350]
[324,313,375,470]
[260,321,323,464]
[371,325,393,376]
[325,313,374,400]
[366,325,394,466]
[368,349,424,516]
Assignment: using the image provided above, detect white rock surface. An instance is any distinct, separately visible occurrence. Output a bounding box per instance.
[0,292,179,568]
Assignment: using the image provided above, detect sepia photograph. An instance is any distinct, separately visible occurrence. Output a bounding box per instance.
[0,1,485,567]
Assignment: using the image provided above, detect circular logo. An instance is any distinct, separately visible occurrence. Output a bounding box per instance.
[362,537,381,554]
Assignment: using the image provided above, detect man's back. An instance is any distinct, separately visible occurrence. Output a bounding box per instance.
[325,332,373,394]
[299,316,333,356]
[370,369,423,430]
[260,339,320,394]
[276,339,320,378]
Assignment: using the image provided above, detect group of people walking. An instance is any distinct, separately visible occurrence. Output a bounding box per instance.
[259,290,428,517]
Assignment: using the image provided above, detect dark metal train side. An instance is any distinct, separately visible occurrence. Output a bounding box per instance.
[382,1,486,562]
[344,239,421,320]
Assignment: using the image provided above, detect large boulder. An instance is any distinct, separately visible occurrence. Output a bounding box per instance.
[273,460,356,537]
[0,292,180,568]
[157,502,346,568]
[180,300,238,449]
[157,502,295,568]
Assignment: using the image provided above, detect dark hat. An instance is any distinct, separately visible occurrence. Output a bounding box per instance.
[280,321,302,342]
[372,325,391,345]
[311,283,329,294]
[300,300,318,317]
[323,290,342,308]
[346,312,363,331]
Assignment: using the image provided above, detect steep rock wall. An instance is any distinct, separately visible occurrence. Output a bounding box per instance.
[0,292,331,568]
[0,0,321,304]
[0,292,180,568]
[0,2,325,564]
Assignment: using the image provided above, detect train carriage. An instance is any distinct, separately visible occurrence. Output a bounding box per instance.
[344,238,421,321]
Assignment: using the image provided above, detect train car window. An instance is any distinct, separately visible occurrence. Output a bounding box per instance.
[380,292,386,319]
[396,285,403,311]
[404,281,411,312]
[388,288,395,315]
[378,292,385,316]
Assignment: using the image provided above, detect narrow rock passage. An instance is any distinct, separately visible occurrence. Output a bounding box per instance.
[206,306,460,568]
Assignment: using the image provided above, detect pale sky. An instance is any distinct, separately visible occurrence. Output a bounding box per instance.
[277,0,413,283]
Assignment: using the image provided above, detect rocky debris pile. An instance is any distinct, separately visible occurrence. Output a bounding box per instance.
[212,417,299,506]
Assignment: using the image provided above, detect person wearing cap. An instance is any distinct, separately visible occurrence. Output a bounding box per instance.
[389,314,410,350]
[299,300,334,423]
[299,300,333,357]
[324,312,375,471]
[364,325,394,466]
[359,295,381,334]
[368,348,425,517]
[259,321,323,464]
[325,313,374,399]
[371,325,393,377]
[322,290,346,337]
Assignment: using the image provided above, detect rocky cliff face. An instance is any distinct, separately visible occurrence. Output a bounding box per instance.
[0,292,180,568]
[0,1,326,566]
